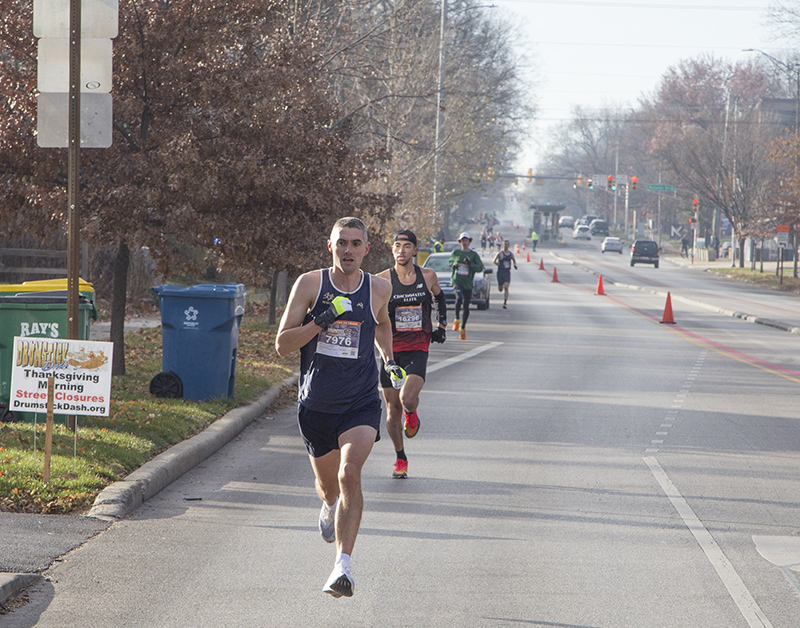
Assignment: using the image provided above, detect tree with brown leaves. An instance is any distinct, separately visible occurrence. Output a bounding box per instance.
[1,0,395,374]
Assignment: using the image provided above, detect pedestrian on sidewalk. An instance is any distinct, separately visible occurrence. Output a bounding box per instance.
[276,216,405,598]
[376,229,447,479]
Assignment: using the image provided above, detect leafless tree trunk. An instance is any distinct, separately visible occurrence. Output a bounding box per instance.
[111,239,129,376]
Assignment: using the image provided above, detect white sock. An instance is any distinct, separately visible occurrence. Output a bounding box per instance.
[325,496,338,513]
[336,553,351,570]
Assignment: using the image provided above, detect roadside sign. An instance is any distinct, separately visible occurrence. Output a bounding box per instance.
[647,184,676,192]
[777,225,790,248]
[10,337,114,416]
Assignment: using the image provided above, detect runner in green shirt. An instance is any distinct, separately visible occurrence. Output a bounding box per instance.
[449,232,484,339]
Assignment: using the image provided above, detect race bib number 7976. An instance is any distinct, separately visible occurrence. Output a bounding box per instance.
[316,320,361,359]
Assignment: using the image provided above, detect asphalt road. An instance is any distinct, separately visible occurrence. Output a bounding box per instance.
[5,241,800,627]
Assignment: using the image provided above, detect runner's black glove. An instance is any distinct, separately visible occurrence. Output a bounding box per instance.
[384,360,407,389]
[431,327,446,344]
[314,296,352,330]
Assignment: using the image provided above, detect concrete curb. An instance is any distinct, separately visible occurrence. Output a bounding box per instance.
[0,573,42,609]
[87,374,298,521]
[548,252,800,335]
[0,375,299,608]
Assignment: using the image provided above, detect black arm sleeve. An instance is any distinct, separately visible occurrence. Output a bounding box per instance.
[435,290,447,326]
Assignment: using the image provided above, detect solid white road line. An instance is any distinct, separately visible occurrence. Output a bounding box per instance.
[644,456,774,628]
[427,341,503,374]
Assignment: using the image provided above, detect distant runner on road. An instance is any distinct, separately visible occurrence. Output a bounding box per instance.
[449,232,484,340]
[377,229,447,479]
[276,216,405,599]
[494,239,518,309]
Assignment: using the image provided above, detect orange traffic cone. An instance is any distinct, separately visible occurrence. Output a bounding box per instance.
[660,292,676,324]
[526,251,531,262]
[515,244,520,254]
[539,258,544,270]
[552,267,559,283]
[522,243,526,250]
[596,274,605,295]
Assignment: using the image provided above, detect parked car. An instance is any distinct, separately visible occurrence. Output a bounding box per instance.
[589,219,609,236]
[558,215,575,228]
[601,236,623,253]
[577,214,599,227]
[572,225,591,240]
[421,252,493,309]
[630,239,660,268]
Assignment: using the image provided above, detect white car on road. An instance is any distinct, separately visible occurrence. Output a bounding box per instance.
[572,225,591,240]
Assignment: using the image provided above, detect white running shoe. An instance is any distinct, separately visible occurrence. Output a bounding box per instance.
[319,501,335,543]
[323,563,354,598]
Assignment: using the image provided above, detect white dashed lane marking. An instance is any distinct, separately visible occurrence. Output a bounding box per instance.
[645,350,707,453]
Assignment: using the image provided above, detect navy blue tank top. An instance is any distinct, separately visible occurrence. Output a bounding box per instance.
[299,269,380,413]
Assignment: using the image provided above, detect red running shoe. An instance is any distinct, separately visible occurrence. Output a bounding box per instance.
[393,458,408,479]
[404,410,420,438]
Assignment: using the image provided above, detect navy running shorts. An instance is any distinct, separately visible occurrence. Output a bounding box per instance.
[379,350,429,388]
[297,397,381,458]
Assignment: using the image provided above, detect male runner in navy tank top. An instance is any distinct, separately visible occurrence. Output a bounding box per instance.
[276,217,403,599]
[376,230,447,479]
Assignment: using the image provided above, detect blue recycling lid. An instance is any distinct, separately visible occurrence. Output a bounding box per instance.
[151,283,247,299]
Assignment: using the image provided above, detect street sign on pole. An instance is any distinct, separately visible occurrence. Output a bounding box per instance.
[35,0,117,149]
[777,225,790,248]
[647,184,676,192]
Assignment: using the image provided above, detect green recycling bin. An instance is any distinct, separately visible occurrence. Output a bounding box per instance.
[0,294,94,422]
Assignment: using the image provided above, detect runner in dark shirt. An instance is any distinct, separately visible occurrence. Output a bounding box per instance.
[276,217,402,599]
[493,239,518,309]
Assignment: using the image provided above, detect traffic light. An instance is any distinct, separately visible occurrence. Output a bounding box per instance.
[576,175,584,188]
[692,197,699,207]
[527,168,533,183]
[607,175,615,191]
[587,177,594,189]
[631,176,637,190]
[688,217,697,224]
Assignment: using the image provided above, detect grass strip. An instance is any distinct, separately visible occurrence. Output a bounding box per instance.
[707,265,800,294]
[0,309,295,514]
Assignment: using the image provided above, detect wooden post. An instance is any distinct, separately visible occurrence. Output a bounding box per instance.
[44,376,55,484]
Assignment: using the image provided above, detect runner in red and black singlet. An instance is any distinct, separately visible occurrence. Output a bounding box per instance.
[377,229,447,479]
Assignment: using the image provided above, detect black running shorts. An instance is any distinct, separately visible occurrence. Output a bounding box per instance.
[379,350,429,388]
[297,397,381,458]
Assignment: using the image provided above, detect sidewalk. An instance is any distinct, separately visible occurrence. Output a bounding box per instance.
[0,373,298,608]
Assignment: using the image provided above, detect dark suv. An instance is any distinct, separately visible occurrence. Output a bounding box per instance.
[630,240,659,268]
[589,219,609,236]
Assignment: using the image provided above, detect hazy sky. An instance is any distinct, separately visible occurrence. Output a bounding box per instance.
[490,0,791,170]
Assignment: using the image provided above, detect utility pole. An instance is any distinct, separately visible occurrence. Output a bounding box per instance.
[432,0,447,233]
[613,144,619,229]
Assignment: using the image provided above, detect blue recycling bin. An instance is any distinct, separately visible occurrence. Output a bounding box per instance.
[150,283,246,402]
